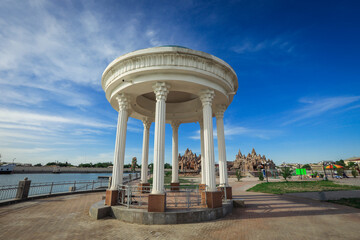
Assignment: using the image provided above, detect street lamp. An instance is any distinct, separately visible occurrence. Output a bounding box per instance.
[322,161,328,181]
[266,162,269,183]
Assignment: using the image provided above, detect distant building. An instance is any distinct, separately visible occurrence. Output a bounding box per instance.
[232,148,276,172]
[178,148,201,172]
[344,157,360,166]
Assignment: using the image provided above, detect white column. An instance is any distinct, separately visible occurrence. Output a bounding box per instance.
[151,82,170,194]
[216,105,229,187]
[110,93,129,190]
[199,120,206,184]
[141,118,151,183]
[199,89,216,192]
[171,121,180,183]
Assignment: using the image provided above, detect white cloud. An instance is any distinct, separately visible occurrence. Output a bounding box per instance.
[232,37,294,54]
[189,124,280,140]
[283,96,360,125]
[0,108,113,129]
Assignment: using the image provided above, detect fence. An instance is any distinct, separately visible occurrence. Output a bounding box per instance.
[117,184,205,209]
[0,173,141,202]
[0,179,108,201]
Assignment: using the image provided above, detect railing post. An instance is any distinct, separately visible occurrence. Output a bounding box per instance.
[92,180,95,190]
[15,178,31,200]
[127,186,130,208]
[49,182,54,195]
[186,189,190,208]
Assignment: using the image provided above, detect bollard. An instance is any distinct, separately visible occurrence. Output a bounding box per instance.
[16,178,31,199]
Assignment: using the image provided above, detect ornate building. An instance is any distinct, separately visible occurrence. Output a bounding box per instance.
[232,148,275,172]
[178,148,201,172]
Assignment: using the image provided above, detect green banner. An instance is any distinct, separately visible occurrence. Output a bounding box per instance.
[296,168,306,175]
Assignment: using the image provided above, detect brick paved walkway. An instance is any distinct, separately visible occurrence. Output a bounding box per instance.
[1,180,360,240]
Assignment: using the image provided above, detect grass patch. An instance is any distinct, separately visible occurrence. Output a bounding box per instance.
[328,198,360,209]
[247,181,360,195]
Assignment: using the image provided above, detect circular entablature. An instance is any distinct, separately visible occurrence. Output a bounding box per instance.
[102,46,238,123]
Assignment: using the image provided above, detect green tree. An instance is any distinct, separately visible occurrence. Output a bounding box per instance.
[258,170,264,181]
[280,167,294,182]
[335,159,346,167]
[347,162,356,168]
[235,170,243,182]
[164,163,172,169]
[131,157,137,172]
[302,164,311,170]
[148,163,154,174]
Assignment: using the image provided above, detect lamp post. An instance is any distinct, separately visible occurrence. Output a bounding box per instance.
[298,163,302,180]
[266,162,269,183]
[322,161,328,181]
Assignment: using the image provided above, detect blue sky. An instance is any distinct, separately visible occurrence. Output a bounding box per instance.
[0,0,359,165]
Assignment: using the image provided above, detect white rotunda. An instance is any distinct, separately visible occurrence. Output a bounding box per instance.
[102,46,238,211]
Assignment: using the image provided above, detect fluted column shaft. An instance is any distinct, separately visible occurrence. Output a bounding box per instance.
[171,121,180,183]
[216,105,229,187]
[152,82,170,194]
[199,120,206,184]
[141,118,151,183]
[110,94,129,190]
[200,89,216,192]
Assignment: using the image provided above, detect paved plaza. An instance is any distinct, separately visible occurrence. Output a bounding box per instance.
[1,179,360,240]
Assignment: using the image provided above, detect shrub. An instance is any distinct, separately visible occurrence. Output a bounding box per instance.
[351,169,358,178]
[235,170,243,182]
[258,170,264,181]
[280,167,294,182]
[337,168,344,176]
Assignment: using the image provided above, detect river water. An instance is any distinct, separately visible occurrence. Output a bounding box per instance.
[0,173,119,186]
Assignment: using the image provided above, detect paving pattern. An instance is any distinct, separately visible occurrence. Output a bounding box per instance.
[1,179,360,240]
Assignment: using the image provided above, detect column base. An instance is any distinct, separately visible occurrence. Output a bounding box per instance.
[206,191,222,208]
[217,186,233,200]
[201,191,206,205]
[170,182,180,191]
[148,194,166,212]
[199,184,206,192]
[105,189,118,206]
[138,183,151,193]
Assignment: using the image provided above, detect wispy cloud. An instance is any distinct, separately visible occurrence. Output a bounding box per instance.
[283,96,360,125]
[0,1,146,109]
[189,124,280,140]
[0,108,113,129]
[232,37,294,54]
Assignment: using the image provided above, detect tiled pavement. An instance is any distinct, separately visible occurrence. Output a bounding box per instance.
[1,180,360,240]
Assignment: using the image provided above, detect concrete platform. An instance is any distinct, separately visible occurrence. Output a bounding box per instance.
[89,200,233,224]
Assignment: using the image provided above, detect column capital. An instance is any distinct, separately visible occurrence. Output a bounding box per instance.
[199,89,215,107]
[142,118,152,130]
[171,120,181,131]
[153,82,170,101]
[215,105,226,119]
[116,93,130,111]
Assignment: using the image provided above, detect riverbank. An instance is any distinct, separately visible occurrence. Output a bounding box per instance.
[13,166,141,174]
